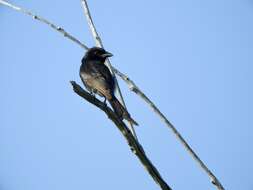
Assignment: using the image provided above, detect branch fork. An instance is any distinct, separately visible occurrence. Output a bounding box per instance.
[0,1,225,189]
[70,81,172,190]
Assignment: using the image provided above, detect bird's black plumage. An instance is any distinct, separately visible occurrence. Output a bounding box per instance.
[80,47,138,126]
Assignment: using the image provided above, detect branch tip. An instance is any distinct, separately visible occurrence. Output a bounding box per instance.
[1,0,225,189]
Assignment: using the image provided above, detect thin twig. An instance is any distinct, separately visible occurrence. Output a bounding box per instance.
[80,0,138,141]
[0,0,137,140]
[0,0,89,50]
[1,1,225,189]
[70,81,173,190]
[112,68,225,190]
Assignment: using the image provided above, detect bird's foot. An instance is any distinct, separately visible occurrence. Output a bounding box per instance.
[90,92,96,100]
[103,97,107,107]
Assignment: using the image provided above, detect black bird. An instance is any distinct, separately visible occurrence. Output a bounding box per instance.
[80,47,138,126]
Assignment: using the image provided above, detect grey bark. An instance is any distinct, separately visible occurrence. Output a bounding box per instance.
[80,0,138,140]
[70,81,173,190]
[112,68,225,190]
[0,1,225,189]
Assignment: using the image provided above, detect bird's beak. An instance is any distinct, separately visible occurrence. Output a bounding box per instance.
[101,52,113,58]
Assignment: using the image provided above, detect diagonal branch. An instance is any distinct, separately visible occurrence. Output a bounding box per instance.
[70,81,173,190]
[112,68,225,190]
[0,1,225,189]
[80,0,138,141]
[0,0,138,139]
[0,0,89,50]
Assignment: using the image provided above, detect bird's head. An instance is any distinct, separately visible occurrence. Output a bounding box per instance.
[85,47,113,61]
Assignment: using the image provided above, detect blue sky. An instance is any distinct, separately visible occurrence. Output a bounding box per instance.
[1,0,253,189]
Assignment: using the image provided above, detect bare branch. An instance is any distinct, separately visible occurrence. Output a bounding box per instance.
[70,81,173,190]
[1,0,225,189]
[80,0,103,48]
[80,0,138,140]
[112,68,225,190]
[0,0,89,50]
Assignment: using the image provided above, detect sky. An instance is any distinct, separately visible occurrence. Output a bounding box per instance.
[0,0,253,189]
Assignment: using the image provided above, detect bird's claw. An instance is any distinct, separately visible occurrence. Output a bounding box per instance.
[103,98,107,107]
[89,91,96,100]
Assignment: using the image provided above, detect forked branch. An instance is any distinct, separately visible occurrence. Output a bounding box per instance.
[0,1,225,189]
[112,68,225,190]
[70,81,172,190]
[80,0,138,140]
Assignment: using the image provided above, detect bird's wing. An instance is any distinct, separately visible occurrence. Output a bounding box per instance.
[81,61,114,99]
[91,61,115,89]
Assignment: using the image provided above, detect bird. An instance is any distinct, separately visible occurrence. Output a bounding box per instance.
[80,47,138,126]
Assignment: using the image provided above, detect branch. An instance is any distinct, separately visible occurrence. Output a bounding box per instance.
[0,0,89,50]
[80,0,138,140]
[112,68,225,190]
[70,81,173,190]
[1,1,225,189]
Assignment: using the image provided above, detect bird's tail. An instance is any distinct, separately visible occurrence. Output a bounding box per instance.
[109,96,138,126]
